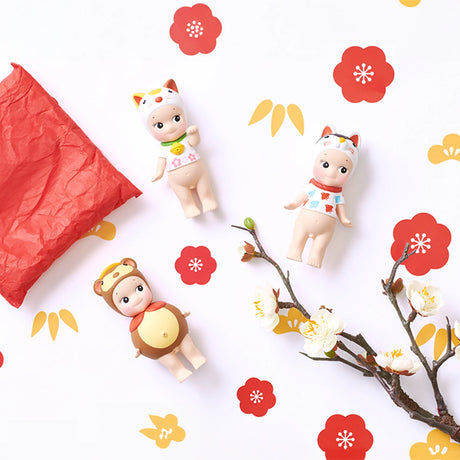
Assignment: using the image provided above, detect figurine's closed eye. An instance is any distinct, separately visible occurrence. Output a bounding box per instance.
[168,89,173,93]
[155,122,164,129]
[324,135,330,139]
[136,285,144,293]
[173,115,181,123]
[142,100,146,105]
[122,297,130,304]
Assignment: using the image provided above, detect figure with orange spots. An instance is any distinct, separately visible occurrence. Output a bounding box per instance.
[285,126,360,268]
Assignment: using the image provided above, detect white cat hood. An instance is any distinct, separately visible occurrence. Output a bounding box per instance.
[133,80,185,131]
[314,125,361,169]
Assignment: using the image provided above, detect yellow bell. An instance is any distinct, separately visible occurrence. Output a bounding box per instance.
[171,142,185,155]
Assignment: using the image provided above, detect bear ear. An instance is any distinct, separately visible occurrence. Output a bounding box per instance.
[93,279,104,296]
[321,125,335,137]
[349,132,361,149]
[120,258,137,268]
[133,93,145,108]
[164,79,178,93]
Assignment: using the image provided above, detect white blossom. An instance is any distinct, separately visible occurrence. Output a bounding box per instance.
[375,348,422,375]
[253,284,279,331]
[406,280,444,317]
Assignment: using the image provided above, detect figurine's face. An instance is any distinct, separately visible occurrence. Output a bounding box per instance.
[112,275,152,317]
[313,149,353,187]
[148,104,187,142]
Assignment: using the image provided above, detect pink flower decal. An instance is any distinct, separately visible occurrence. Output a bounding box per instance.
[318,414,373,459]
[175,246,217,285]
[170,4,222,56]
[237,377,276,417]
[333,46,395,103]
[172,158,182,169]
[188,153,197,162]
[391,213,451,276]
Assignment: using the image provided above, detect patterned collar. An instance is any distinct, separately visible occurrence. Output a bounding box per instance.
[310,178,342,193]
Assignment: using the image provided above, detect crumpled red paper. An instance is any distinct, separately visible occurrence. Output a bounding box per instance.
[0,63,142,308]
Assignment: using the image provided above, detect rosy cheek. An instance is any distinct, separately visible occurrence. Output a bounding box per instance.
[313,164,325,179]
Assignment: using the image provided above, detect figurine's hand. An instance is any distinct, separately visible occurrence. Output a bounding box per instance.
[152,173,163,182]
[134,348,141,358]
[186,125,199,135]
[182,311,191,318]
[341,219,353,228]
[284,202,299,210]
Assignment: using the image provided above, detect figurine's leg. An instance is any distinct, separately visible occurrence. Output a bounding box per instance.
[158,352,193,383]
[169,183,201,218]
[307,230,334,268]
[179,334,207,370]
[196,169,218,213]
[287,218,309,262]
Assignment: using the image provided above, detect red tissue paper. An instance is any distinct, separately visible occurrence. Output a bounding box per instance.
[0,63,142,308]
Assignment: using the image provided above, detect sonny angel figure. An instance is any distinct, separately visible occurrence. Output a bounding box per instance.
[285,126,361,268]
[133,79,218,218]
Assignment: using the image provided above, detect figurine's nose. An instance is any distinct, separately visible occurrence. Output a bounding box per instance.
[155,97,163,103]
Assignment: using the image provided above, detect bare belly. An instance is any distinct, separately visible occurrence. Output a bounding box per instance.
[295,209,336,237]
[167,159,208,188]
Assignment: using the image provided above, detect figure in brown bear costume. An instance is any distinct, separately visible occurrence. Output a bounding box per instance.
[93,258,206,382]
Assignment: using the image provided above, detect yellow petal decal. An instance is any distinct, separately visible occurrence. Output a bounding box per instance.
[415,323,436,347]
[31,311,47,337]
[141,414,186,449]
[274,308,308,335]
[434,327,448,361]
[271,104,286,137]
[48,312,59,341]
[80,220,116,241]
[59,309,79,333]
[287,104,304,135]
[248,99,273,126]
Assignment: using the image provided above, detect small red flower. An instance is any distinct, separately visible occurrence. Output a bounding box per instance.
[318,414,373,460]
[391,213,451,276]
[170,3,222,56]
[333,46,394,103]
[237,377,276,417]
[0,351,3,368]
[175,246,217,285]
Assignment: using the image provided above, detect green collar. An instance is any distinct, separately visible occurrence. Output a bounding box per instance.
[161,132,187,146]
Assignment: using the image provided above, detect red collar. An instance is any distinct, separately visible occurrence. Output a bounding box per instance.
[129,301,166,333]
[310,178,342,193]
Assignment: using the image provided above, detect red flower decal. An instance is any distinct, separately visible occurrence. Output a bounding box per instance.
[170,3,222,56]
[318,414,373,459]
[391,213,451,276]
[333,46,394,103]
[237,377,276,417]
[0,351,3,368]
[175,246,217,285]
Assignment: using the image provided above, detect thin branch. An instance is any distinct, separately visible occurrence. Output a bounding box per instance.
[434,317,456,372]
[299,352,373,377]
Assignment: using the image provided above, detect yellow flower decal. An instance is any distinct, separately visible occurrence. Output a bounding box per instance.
[140,414,185,449]
[415,323,460,360]
[399,0,421,6]
[274,307,308,335]
[410,429,460,459]
[170,142,185,155]
[80,220,116,241]
[31,309,79,341]
[249,99,304,137]
[428,134,460,164]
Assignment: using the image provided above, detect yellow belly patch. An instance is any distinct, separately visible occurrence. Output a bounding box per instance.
[138,309,179,349]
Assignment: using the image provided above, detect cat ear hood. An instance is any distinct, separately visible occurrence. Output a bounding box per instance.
[133,79,185,130]
[314,125,361,168]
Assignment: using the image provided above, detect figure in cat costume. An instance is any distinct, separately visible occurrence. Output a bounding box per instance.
[285,125,361,268]
[133,79,218,218]
[93,258,206,382]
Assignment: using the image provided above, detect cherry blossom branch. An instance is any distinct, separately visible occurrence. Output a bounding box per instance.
[300,351,372,377]
[433,318,456,373]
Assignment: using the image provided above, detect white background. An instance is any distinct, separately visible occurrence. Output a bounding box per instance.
[1,0,460,458]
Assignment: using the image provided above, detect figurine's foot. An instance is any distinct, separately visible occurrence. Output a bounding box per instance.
[307,256,322,268]
[202,200,218,214]
[175,368,193,383]
[190,355,207,370]
[184,206,201,219]
[286,252,302,262]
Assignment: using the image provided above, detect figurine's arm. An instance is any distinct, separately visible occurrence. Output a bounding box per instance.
[134,348,141,358]
[186,125,200,147]
[182,311,191,318]
[336,204,352,227]
[284,192,308,210]
[152,157,167,182]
